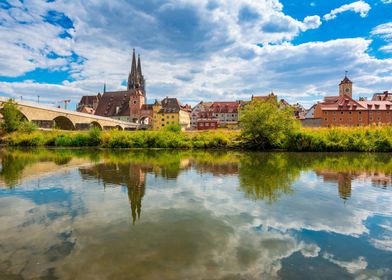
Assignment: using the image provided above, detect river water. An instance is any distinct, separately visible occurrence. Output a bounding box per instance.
[0,149,391,279]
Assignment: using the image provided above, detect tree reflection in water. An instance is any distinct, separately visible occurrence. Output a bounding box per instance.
[1,149,392,222]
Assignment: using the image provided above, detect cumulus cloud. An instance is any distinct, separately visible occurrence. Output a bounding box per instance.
[371,22,392,53]
[323,1,371,21]
[0,0,391,108]
[323,253,368,274]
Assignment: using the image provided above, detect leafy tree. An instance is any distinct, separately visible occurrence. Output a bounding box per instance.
[240,99,299,149]
[1,99,23,133]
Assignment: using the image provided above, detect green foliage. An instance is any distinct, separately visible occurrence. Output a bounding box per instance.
[18,121,38,133]
[240,100,299,149]
[286,127,392,152]
[164,124,182,133]
[1,99,23,133]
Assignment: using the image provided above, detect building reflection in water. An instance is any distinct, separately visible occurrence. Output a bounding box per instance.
[79,163,148,224]
[316,170,392,201]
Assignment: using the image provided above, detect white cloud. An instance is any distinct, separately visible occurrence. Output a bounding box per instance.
[381,0,392,4]
[323,253,368,274]
[0,0,391,108]
[371,22,392,53]
[323,1,371,21]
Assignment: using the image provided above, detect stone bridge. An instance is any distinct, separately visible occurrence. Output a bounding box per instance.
[0,97,139,130]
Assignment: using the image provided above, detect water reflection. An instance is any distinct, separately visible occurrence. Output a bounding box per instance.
[1,149,392,279]
[80,162,147,224]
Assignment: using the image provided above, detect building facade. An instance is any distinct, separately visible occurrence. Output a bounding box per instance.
[190,101,212,129]
[152,97,191,131]
[314,75,392,127]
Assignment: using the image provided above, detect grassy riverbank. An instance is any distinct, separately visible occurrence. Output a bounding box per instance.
[1,129,242,149]
[2,126,392,152]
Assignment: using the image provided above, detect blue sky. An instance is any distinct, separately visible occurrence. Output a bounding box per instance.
[0,0,391,109]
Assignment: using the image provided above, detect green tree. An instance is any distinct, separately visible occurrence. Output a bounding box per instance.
[240,100,299,149]
[1,99,23,133]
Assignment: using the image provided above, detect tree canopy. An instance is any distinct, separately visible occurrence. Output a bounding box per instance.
[239,99,299,149]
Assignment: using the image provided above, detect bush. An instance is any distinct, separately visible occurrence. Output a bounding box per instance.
[19,121,38,134]
[1,99,23,133]
[164,124,182,133]
[240,100,299,149]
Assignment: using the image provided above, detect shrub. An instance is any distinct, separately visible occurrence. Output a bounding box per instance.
[164,124,182,133]
[19,121,38,134]
[240,100,299,149]
[1,99,23,133]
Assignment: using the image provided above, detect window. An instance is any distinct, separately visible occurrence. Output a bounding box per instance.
[161,124,165,126]
[206,123,209,127]
[172,115,175,118]
[133,100,137,104]
[324,118,328,121]
[167,116,169,119]
[370,117,373,121]
[358,111,362,115]
[340,111,344,115]
[378,117,381,121]
[166,121,169,124]
[349,111,352,115]
[333,112,336,115]
[200,123,204,127]
[172,121,175,124]
[161,118,164,121]
[339,118,343,121]
[359,117,362,121]
[333,118,336,121]
[349,117,352,121]
[324,112,328,115]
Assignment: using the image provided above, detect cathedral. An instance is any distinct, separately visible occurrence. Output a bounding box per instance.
[78,49,153,125]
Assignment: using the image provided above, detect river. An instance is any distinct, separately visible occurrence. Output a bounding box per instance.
[0,149,391,279]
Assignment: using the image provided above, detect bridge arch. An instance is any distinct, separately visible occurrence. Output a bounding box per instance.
[139,116,151,125]
[0,107,29,122]
[115,125,123,131]
[53,116,75,130]
[90,121,102,130]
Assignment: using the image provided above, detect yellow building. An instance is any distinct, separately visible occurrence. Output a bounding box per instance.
[152,97,191,131]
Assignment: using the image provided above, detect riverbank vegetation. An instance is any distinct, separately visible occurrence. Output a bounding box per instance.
[2,128,241,149]
[2,98,392,151]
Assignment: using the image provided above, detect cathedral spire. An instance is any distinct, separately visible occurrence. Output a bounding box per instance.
[128,49,137,90]
[137,54,142,77]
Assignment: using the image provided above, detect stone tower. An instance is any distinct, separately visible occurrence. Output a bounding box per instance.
[339,72,353,98]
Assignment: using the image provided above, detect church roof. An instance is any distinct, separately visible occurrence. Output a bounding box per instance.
[94,90,137,117]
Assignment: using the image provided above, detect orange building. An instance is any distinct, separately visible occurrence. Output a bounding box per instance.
[314,75,392,127]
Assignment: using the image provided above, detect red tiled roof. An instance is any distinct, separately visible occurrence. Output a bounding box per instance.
[318,94,392,111]
[94,90,135,117]
[210,101,241,113]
